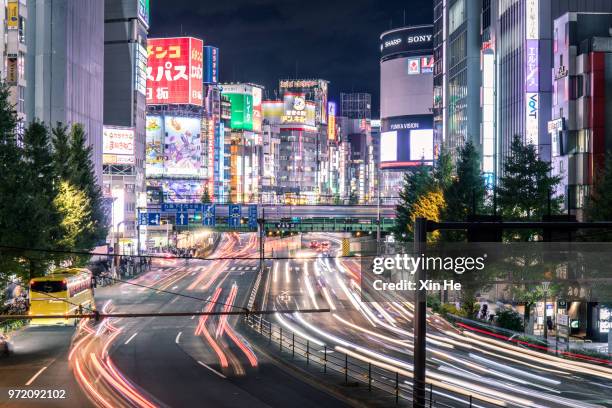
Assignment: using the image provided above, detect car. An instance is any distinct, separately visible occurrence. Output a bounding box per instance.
[0,334,12,356]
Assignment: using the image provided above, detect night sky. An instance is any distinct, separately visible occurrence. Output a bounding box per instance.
[149,0,432,116]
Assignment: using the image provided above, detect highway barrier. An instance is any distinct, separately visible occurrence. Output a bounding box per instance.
[244,314,503,407]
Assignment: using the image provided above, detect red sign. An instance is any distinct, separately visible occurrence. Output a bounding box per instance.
[146,37,203,106]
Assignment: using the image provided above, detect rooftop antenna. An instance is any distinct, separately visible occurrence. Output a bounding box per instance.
[389,19,393,30]
[403,9,406,26]
[295,60,299,78]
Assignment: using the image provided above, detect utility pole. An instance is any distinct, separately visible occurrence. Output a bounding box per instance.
[413,217,427,408]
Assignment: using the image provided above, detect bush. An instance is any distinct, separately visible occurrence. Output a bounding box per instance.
[438,303,462,318]
[496,309,524,332]
[427,295,441,312]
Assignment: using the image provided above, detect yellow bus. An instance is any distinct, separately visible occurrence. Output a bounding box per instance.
[29,268,95,326]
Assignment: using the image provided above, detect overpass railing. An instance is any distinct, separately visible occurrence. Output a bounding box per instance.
[244,313,502,407]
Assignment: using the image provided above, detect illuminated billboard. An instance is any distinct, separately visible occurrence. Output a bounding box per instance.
[204,46,219,84]
[163,179,204,203]
[147,37,203,106]
[103,126,135,165]
[138,0,150,27]
[380,25,434,61]
[252,87,263,132]
[327,102,336,140]
[281,94,316,126]
[278,79,328,124]
[380,131,398,162]
[164,116,202,176]
[226,93,254,130]
[380,115,434,168]
[145,115,164,176]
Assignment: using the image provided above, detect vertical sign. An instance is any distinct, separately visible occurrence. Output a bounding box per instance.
[7,1,18,29]
[327,102,336,141]
[228,204,242,228]
[525,0,540,147]
[248,205,258,229]
[147,37,203,106]
[204,46,219,84]
[203,204,216,226]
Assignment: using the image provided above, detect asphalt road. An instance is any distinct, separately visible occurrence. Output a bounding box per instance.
[260,233,612,408]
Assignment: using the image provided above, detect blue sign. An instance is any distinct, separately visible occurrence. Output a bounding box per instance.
[176,212,188,226]
[203,204,216,226]
[162,203,203,212]
[228,204,242,228]
[248,205,258,229]
[204,46,219,84]
[147,212,161,226]
[138,212,148,226]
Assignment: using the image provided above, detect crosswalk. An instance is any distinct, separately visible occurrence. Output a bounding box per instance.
[228,265,259,272]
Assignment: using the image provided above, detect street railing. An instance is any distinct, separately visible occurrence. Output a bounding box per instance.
[244,314,503,407]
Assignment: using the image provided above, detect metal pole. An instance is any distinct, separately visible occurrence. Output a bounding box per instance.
[543,290,548,341]
[368,362,372,391]
[345,353,348,384]
[280,326,283,352]
[413,217,427,408]
[306,340,309,365]
[395,371,399,404]
[324,345,327,373]
[292,332,295,358]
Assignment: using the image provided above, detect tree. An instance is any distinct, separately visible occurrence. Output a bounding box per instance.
[67,124,107,249]
[54,181,94,252]
[200,186,212,203]
[497,136,562,220]
[441,141,486,241]
[410,189,445,242]
[393,164,435,241]
[433,148,453,192]
[21,120,60,277]
[51,123,71,181]
[496,309,524,332]
[0,83,26,281]
[497,136,562,240]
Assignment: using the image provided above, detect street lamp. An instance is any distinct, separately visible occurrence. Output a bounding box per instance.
[542,281,551,341]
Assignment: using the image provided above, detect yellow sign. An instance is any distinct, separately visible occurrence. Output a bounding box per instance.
[342,238,350,257]
[7,1,18,29]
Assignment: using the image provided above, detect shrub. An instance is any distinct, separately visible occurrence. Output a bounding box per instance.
[496,309,524,332]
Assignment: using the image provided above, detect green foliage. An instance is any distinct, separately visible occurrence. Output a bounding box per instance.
[497,136,562,240]
[495,309,524,332]
[441,141,486,241]
[0,83,107,283]
[67,124,107,248]
[393,164,435,241]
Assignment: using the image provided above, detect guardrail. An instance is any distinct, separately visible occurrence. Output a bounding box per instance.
[244,314,502,407]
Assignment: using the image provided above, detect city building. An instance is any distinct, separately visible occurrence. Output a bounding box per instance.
[26,0,105,182]
[263,79,330,203]
[103,0,150,254]
[380,25,435,201]
[433,1,481,160]
[220,82,264,203]
[340,92,371,120]
[0,0,27,129]
[551,12,612,220]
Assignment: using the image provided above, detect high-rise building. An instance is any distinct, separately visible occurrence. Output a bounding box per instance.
[26,0,105,182]
[263,79,329,203]
[551,12,612,219]
[380,25,435,201]
[1,0,27,129]
[341,92,371,120]
[102,0,149,254]
[220,83,264,203]
[433,1,481,158]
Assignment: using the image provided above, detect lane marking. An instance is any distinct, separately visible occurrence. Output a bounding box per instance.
[124,332,138,345]
[197,360,227,379]
[25,366,47,386]
[175,331,182,344]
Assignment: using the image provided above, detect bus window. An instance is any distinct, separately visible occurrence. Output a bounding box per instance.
[30,280,66,294]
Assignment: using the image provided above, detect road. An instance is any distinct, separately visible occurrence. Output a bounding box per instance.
[259,233,612,408]
[0,233,347,408]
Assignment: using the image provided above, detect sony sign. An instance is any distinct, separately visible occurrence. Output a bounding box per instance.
[407,35,432,44]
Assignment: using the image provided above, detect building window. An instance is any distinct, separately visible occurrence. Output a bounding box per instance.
[449,0,466,35]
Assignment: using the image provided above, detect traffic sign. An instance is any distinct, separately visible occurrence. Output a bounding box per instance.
[176,212,188,226]
[147,212,161,226]
[203,204,216,226]
[556,314,569,326]
[228,204,241,228]
[248,205,258,229]
[161,203,178,211]
[138,212,148,226]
